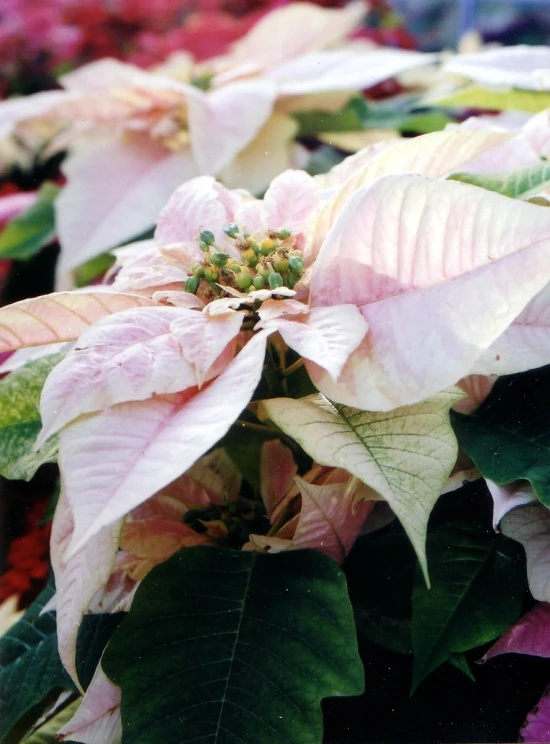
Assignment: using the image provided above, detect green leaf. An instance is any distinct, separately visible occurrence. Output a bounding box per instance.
[102,546,363,744]
[305,145,347,177]
[411,522,524,692]
[76,613,125,691]
[451,366,550,506]
[74,252,116,288]
[0,578,75,742]
[448,653,475,682]
[222,422,277,491]
[0,353,64,481]
[433,85,550,113]
[349,530,415,655]
[294,96,368,136]
[262,391,461,583]
[448,159,550,200]
[21,696,80,743]
[0,183,59,261]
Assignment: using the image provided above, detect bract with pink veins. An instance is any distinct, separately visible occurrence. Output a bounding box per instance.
[307,172,550,411]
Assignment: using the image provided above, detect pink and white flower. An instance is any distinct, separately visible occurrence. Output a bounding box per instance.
[0,1,436,286]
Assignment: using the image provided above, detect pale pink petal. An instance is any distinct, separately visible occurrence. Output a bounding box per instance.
[260,440,297,519]
[0,90,71,137]
[289,475,375,563]
[307,129,511,264]
[60,331,268,556]
[57,664,121,744]
[56,135,197,286]
[0,289,152,352]
[472,283,550,376]
[308,174,550,410]
[268,48,437,96]
[186,80,276,177]
[218,1,366,75]
[37,307,209,446]
[51,491,121,688]
[60,57,159,91]
[111,243,192,295]
[502,505,550,602]
[456,129,550,175]
[454,374,497,414]
[170,308,243,385]
[155,175,243,252]
[522,686,550,743]
[443,45,550,91]
[221,113,299,196]
[152,290,204,309]
[485,479,537,530]
[258,303,368,381]
[481,603,550,662]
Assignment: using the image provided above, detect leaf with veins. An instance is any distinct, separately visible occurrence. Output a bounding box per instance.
[262,390,462,581]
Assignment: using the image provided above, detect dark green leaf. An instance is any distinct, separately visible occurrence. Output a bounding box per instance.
[0,578,75,741]
[451,366,550,506]
[448,653,475,681]
[103,546,363,744]
[76,613,125,691]
[0,183,59,261]
[0,353,64,481]
[448,159,550,200]
[411,522,524,692]
[349,530,415,655]
[222,422,277,490]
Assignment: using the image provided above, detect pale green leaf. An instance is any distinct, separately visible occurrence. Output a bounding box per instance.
[0,353,63,480]
[262,391,462,582]
[433,85,550,113]
[449,159,550,200]
[21,697,81,743]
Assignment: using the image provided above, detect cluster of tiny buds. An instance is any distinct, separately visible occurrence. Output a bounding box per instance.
[184,223,305,296]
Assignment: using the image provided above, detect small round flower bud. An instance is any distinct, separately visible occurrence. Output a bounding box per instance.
[229,261,241,274]
[288,255,305,273]
[277,228,292,239]
[204,266,219,282]
[242,248,258,266]
[256,264,270,279]
[223,223,239,238]
[260,238,276,255]
[251,242,261,255]
[253,275,266,290]
[192,265,205,278]
[268,272,284,290]
[199,230,215,246]
[210,252,228,267]
[185,275,200,294]
[199,241,210,252]
[273,256,289,273]
[235,270,253,290]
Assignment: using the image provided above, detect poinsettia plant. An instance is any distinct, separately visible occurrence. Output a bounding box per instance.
[1,117,550,742]
[5,35,550,744]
